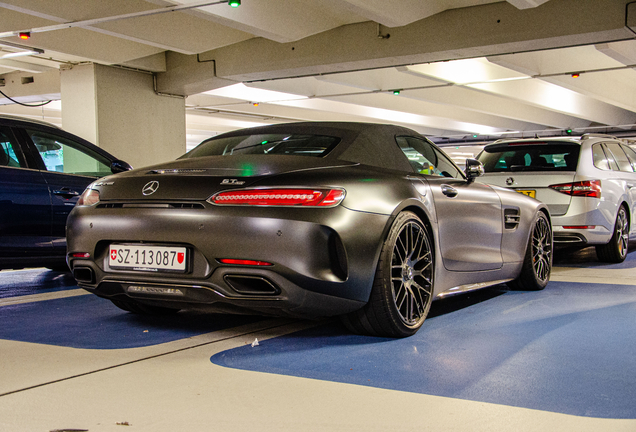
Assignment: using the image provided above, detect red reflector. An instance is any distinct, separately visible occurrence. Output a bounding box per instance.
[218,259,273,266]
[77,188,100,206]
[210,188,345,207]
[549,180,601,198]
[563,226,596,229]
[71,252,91,258]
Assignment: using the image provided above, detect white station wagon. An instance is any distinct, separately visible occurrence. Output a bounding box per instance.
[477,134,636,263]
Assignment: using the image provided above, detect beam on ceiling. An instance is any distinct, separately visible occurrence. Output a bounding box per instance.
[157,0,636,96]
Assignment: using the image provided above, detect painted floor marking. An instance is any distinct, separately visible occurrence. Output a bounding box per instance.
[211,281,636,419]
[0,289,89,307]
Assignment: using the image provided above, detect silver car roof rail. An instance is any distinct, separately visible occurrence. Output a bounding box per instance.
[581,133,618,140]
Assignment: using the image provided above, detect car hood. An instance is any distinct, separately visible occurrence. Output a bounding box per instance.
[93,155,358,201]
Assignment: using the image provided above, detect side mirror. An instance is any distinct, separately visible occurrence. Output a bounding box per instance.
[111,160,133,174]
[465,158,484,183]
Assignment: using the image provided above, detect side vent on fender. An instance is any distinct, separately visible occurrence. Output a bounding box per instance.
[504,208,520,230]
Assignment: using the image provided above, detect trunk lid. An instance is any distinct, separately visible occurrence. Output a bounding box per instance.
[479,172,577,216]
[94,155,357,201]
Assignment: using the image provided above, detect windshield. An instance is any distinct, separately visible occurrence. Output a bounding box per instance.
[181,133,340,159]
[477,143,580,172]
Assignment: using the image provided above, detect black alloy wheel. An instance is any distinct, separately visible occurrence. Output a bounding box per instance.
[596,206,629,263]
[508,211,552,291]
[341,211,434,337]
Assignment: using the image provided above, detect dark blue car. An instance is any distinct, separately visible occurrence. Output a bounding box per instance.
[0,114,131,270]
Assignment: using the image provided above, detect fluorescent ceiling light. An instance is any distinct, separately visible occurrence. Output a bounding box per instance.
[1,50,40,59]
[204,83,307,103]
[273,97,501,135]
[0,40,43,59]
[407,58,530,85]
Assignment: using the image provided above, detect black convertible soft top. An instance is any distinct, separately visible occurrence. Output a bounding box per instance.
[192,121,422,172]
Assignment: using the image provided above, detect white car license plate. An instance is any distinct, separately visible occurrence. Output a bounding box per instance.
[109,245,187,272]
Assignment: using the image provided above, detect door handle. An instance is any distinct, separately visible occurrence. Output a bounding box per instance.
[441,184,458,198]
[53,188,80,197]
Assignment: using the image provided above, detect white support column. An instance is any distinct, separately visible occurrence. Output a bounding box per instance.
[60,63,185,169]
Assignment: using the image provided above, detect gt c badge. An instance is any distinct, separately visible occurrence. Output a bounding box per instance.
[221,179,245,185]
[506,177,514,186]
[142,181,160,195]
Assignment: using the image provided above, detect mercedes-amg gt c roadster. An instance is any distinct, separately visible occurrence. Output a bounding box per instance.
[67,122,552,337]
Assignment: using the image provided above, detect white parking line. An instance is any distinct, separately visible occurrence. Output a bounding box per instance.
[551,266,636,285]
[0,289,89,307]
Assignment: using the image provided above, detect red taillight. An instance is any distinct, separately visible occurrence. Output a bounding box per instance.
[209,188,345,207]
[563,226,596,229]
[218,259,273,266]
[71,252,91,258]
[549,180,601,198]
[77,188,100,206]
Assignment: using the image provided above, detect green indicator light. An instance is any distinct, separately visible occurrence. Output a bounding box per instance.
[261,141,268,145]
[393,90,400,95]
[229,0,240,7]
[241,163,255,176]
[566,129,573,135]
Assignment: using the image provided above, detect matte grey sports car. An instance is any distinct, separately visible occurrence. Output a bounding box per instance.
[66,122,552,337]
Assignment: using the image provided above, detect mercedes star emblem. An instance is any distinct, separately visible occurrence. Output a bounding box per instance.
[142,181,160,196]
[505,177,514,186]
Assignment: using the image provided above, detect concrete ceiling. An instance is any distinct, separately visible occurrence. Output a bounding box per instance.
[1,0,636,161]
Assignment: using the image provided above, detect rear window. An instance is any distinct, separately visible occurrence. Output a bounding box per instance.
[182,133,340,159]
[477,143,580,173]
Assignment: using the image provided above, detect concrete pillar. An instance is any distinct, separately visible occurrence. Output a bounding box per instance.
[60,63,185,169]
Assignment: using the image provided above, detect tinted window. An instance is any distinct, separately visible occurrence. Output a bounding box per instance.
[605,143,633,172]
[183,134,340,159]
[592,144,611,170]
[602,143,620,170]
[0,127,27,168]
[621,145,636,172]
[26,129,112,177]
[478,143,579,172]
[396,136,463,178]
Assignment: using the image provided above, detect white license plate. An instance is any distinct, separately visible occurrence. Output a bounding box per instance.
[109,245,187,272]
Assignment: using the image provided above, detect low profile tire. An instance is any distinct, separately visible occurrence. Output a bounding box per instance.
[596,205,629,263]
[341,211,434,338]
[508,211,552,291]
[110,299,180,315]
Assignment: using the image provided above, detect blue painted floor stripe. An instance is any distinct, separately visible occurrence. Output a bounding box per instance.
[0,295,262,349]
[211,282,636,419]
[0,269,78,298]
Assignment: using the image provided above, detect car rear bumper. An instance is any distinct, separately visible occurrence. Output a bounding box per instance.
[552,209,613,245]
[66,204,389,317]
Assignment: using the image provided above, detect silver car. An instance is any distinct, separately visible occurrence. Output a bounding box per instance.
[477,134,636,263]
